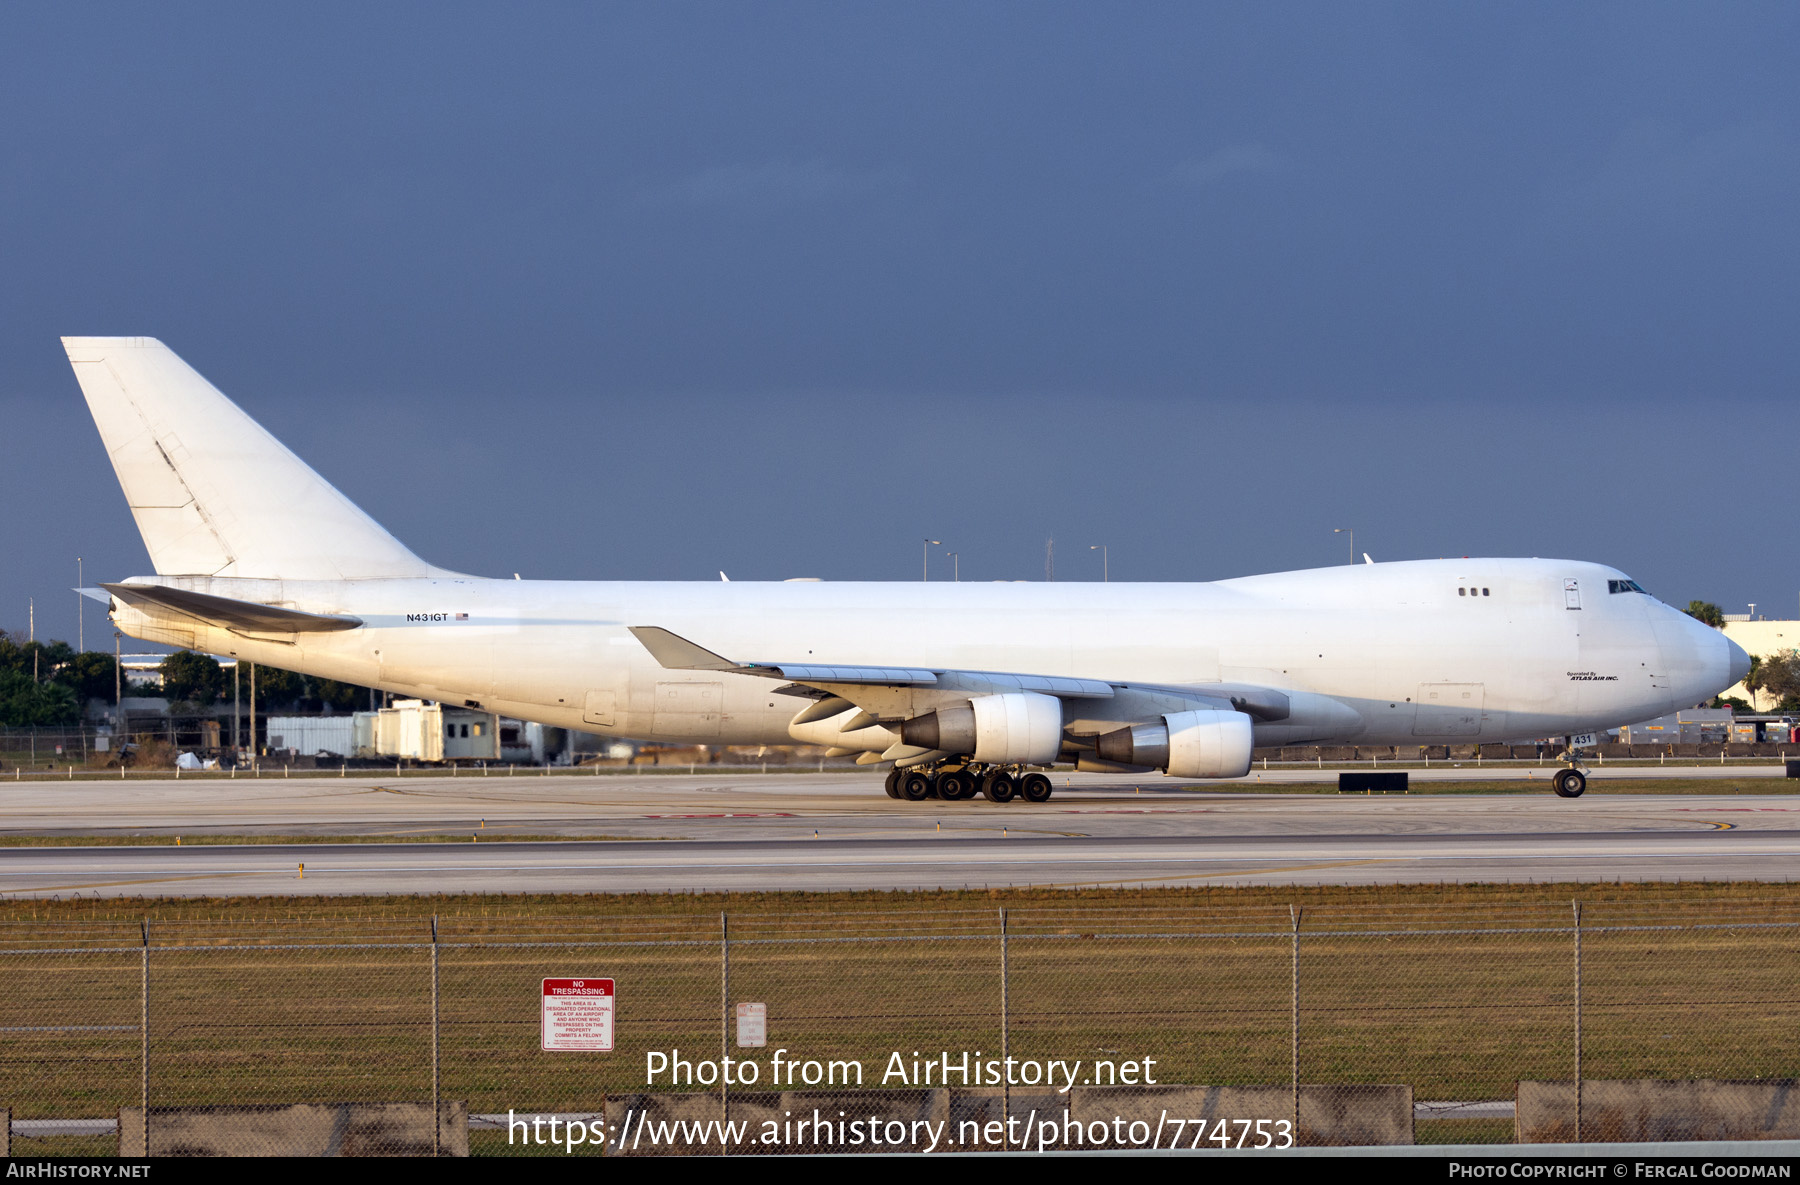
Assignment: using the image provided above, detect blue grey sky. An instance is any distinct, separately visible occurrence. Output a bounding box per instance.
[4,2,1797,646]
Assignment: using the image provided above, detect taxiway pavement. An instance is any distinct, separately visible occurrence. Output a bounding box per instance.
[1,768,1796,896]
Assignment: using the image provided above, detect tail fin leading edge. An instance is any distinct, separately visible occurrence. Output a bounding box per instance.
[63,337,450,581]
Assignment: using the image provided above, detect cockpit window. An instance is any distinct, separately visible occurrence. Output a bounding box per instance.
[1608,579,1648,594]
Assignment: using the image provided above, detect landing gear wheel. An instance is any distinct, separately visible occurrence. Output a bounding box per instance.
[1019,772,1054,803]
[884,769,903,799]
[901,772,933,801]
[981,772,1016,803]
[936,771,970,801]
[1553,769,1587,798]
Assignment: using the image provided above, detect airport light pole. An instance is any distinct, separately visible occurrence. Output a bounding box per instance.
[948,552,959,582]
[1091,544,1108,582]
[1334,527,1354,566]
[924,539,941,582]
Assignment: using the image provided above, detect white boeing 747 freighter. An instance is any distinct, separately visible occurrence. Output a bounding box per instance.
[64,338,1748,803]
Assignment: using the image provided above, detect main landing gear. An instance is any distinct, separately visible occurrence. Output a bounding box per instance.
[884,764,1055,804]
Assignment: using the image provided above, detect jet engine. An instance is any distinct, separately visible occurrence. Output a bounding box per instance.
[1095,708,1254,779]
[901,692,1063,765]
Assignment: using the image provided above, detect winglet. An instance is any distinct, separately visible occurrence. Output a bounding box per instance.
[628,626,743,671]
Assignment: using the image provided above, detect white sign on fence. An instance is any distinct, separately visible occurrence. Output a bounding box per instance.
[736,1002,767,1048]
[541,978,614,1051]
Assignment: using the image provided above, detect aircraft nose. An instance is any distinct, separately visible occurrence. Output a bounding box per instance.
[1727,635,1751,687]
[1653,603,1748,706]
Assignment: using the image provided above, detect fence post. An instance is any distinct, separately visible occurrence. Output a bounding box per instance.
[140,916,150,1156]
[1573,899,1582,1144]
[999,907,1010,1150]
[1290,904,1301,1143]
[720,911,730,1147]
[431,914,441,1158]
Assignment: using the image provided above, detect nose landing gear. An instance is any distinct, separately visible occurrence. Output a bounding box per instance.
[1551,736,1592,798]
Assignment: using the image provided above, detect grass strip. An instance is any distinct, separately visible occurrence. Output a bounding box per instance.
[0,834,655,847]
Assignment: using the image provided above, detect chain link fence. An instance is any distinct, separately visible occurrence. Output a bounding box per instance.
[4,900,1799,1155]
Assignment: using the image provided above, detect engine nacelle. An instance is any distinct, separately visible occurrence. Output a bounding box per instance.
[901,692,1064,765]
[900,702,976,752]
[1095,709,1254,779]
[788,703,897,754]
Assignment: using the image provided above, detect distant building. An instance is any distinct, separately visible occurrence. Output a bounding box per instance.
[264,715,358,759]
[1718,620,1800,710]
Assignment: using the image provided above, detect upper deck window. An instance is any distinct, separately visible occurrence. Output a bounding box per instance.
[1608,579,1648,594]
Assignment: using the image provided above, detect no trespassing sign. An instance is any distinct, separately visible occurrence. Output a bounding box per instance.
[541,978,614,1051]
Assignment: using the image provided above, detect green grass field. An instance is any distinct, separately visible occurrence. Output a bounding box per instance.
[3,881,1797,1152]
[0,834,650,846]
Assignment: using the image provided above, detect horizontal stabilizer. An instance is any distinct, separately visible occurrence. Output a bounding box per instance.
[103,583,363,634]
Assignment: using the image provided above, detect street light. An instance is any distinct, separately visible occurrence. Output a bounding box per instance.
[77,557,83,653]
[1334,527,1354,566]
[947,552,959,582]
[923,539,941,581]
[1090,545,1108,582]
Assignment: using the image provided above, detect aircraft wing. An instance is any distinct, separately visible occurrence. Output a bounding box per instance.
[629,625,1349,769]
[103,582,364,634]
[630,625,939,686]
[627,626,1115,697]
[627,625,1285,715]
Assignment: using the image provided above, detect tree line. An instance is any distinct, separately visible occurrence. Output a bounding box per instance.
[156,650,376,715]
[0,632,376,727]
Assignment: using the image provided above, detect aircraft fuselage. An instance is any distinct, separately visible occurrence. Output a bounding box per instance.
[108,556,1740,752]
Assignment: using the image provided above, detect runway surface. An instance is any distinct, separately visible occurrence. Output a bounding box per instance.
[2,768,1797,896]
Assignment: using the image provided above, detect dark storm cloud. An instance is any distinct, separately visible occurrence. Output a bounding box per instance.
[2,2,1797,644]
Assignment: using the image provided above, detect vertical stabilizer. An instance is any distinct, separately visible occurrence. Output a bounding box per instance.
[63,337,452,580]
